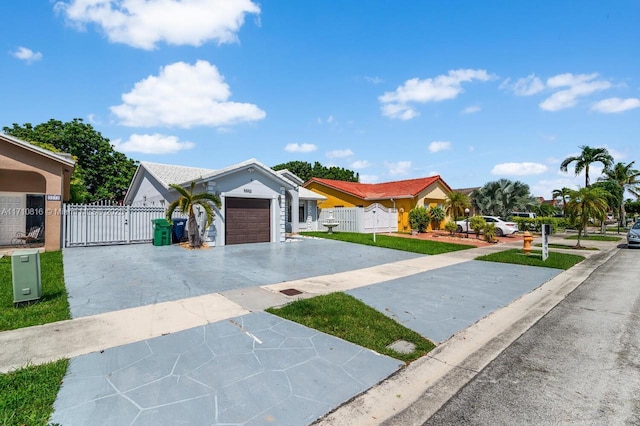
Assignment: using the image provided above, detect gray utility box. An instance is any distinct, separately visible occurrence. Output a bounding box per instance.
[11,249,42,304]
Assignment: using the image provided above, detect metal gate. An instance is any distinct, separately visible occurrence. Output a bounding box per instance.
[63,204,177,247]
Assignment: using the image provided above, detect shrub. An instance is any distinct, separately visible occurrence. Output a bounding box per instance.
[409,206,429,233]
[483,222,497,242]
[469,215,486,239]
[428,206,446,230]
[444,220,458,235]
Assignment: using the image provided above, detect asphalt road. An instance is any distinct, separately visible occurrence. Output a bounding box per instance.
[422,247,640,425]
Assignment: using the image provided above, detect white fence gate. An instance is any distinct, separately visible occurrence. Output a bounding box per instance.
[63,204,186,247]
[318,204,398,234]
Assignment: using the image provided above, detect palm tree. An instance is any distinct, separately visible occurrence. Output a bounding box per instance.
[470,179,537,217]
[166,181,221,248]
[560,145,614,187]
[565,186,609,248]
[551,187,573,216]
[444,191,471,221]
[598,161,640,225]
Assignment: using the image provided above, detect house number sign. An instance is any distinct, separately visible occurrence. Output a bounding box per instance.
[244,189,252,193]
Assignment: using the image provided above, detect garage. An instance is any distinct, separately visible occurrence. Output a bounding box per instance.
[225,197,271,245]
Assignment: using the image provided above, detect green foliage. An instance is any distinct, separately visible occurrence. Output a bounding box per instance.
[267,293,435,363]
[444,220,458,235]
[625,200,640,215]
[469,215,486,238]
[444,191,471,220]
[166,181,221,248]
[0,252,71,331]
[510,217,563,233]
[470,179,537,218]
[483,222,497,242]
[0,359,68,426]
[300,232,472,255]
[565,186,610,247]
[272,161,359,182]
[3,119,138,203]
[560,145,614,187]
[476,249,585,270]
[428,206,445,229]
[598,161,640,224]
[409,206,429,232]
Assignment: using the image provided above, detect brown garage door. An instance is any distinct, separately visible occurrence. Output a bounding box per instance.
[225,198,271,245]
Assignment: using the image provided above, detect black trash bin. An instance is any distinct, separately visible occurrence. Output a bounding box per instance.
[172,218,188,243]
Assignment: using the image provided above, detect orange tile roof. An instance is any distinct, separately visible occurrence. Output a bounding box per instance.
[307,176,450,200]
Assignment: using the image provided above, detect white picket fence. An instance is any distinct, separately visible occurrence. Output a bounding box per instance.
[318,204,398,233]
[62,204,187,247]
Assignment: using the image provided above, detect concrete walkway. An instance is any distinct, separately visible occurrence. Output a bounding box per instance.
[0,234,619,425]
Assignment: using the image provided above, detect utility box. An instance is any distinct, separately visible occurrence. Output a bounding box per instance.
[11,249,42,304]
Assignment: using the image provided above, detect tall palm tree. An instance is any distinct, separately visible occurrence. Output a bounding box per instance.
[551,187,573,216]
[166,181,221,248]
[470,179,536,217]
[560,145,613,187]
[598,161,640,225]
[444,191,471,221]
[565,186,609,248]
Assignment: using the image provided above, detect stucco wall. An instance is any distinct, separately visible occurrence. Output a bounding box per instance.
[0,140,73,251]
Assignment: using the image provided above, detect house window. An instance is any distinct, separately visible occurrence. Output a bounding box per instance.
[299,203,305,222]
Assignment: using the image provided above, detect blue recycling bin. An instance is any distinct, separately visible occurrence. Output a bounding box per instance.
[172,218,188,243]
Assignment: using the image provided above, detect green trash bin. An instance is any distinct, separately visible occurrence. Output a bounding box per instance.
[151,218,172,246]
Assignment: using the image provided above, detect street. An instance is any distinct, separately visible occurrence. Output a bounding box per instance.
[422,247,640,425]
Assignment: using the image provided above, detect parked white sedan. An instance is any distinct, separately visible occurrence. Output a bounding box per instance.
[456,216,520,237]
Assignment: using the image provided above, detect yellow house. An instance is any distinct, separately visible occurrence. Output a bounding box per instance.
[304,176,452,232]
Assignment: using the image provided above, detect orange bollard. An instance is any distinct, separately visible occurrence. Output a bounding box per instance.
[522,230,533,255]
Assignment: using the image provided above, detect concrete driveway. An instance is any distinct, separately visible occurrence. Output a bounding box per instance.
[63,238,424,318]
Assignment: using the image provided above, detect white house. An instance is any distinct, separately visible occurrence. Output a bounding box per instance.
[124,159,326,246]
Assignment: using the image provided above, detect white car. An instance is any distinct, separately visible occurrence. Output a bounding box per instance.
[456,215,519,237]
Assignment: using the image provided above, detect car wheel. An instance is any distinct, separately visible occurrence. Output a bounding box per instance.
[456,225,463,233]
[495,228,504,237]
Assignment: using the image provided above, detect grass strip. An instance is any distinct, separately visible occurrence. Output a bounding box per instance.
[564,235,621,242]
[301,231,472,255]
[534,243,598,251]
[267,292,435,363]
[0,251,71,332]
[475,249,584,270]
[0,359,68,426]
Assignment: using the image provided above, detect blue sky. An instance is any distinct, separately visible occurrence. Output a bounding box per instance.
[2,1,638,199]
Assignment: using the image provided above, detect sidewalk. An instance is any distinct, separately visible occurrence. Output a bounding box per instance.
[0,235,619,425]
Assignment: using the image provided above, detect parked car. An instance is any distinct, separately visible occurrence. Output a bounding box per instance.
[510,212,537,219]
[627,221,640,249]
[455,216,519,237]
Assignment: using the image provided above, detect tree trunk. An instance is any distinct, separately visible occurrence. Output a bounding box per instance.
[187,214,202,248]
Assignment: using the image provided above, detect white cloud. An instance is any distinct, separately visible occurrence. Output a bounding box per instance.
[591,97,640,113]
[359,174,379,183]
[379,69,493,120]
[530,178,580,199]
[351,160,372,169]
[384,160,412,176]
[55,0,260,50]
[326,149,353,159]
[365,76,383,85]
[11,46,42,63]
[539,73,611,111]
[111,60,265,128]
[491,162,548,176]
[462,105,481,114]
[502,74,544,96]
[428,140,452,153]
[285,143,317,153]
[603,144,626,161]
[113,133,195,154]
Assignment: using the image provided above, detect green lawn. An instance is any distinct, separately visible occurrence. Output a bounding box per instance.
[301,231,472,255]
[267,292,435,363]
[0,251,71,332]
[475,249,585,270]
[535,243,598,251]
[0,359,68,426]
[564,235,622,242]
